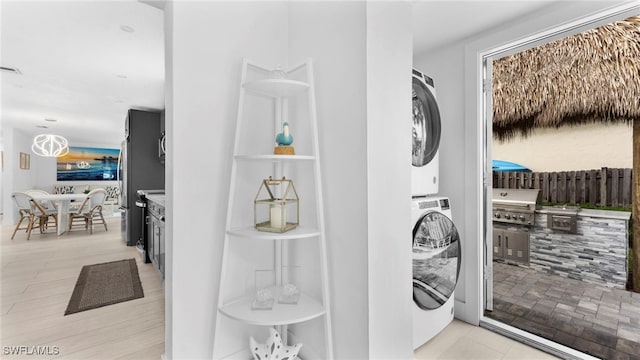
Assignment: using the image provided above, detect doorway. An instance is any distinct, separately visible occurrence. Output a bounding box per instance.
[481,5,640,360]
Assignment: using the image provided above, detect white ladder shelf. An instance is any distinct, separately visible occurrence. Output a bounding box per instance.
[212,58,333,359]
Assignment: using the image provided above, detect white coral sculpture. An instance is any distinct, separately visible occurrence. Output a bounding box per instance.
[249,327,302,360]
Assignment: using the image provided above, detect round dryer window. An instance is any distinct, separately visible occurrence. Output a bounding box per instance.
[412,76,441,167]
[412,212,461,310]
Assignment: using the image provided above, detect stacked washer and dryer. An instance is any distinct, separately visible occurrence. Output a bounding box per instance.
[411,68,462,349]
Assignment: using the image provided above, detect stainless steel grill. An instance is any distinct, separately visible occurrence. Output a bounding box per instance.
[492,188,541,226]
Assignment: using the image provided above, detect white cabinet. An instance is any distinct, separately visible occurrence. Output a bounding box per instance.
[212,59,333,359]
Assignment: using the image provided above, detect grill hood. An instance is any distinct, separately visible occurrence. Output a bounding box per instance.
[492,188,541,207]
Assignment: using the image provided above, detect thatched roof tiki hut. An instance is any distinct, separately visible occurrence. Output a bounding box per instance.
[492,15,640,292]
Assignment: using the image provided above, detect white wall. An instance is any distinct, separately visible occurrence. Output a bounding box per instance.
[414,0,635,325]
[3,128,38,224]
[0,134,3,215]
[364,3,414,358]
[288,2,413,358]
[493,122,632,172]
[163,1,174,358]
[169,1,416,359]
[169,2,287,359]
[10,129,36,191]
[288,2,370,358]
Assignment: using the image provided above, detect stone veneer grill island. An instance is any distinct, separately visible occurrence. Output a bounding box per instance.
[529,208,630,289]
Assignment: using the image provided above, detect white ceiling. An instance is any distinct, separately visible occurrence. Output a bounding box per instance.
[412,1,556,55]
[0,1,553,147]
[1,1,164,146]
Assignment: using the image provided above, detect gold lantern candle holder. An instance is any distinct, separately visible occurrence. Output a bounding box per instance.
[254,176,299,233]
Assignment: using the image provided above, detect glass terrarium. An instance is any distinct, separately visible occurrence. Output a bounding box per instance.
[254,176,299,233]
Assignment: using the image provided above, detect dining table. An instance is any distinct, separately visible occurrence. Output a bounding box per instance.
[30,193,88,235]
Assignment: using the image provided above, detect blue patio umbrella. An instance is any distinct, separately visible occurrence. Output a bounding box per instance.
[492,160,531,172]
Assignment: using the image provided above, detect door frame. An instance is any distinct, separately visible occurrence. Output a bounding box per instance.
[471,1,640,358]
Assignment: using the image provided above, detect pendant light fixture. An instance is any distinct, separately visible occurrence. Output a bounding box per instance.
[32,134,69,157]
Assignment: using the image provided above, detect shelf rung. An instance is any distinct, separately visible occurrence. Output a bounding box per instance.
[219,291,326,326]
[243,79,309,98]
[227,226,320,240]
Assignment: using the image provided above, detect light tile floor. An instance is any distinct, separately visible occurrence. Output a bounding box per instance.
[414,319,560,360]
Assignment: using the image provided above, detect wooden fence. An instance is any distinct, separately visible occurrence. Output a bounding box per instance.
[493,168,633,207]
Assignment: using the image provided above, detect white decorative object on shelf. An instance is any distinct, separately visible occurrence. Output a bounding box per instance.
[274,121,294,155]
[269,66,286,79]
[213,58,333,359]
[278,283,300,304]
[254,176,299,233]
[283,283,297,295]
[249,328,302,360]
[270,204,285,228]
[252,288,274,310]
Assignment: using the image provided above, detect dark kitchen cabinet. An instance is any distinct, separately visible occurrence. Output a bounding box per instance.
[493,228,529,264]
[146,199,165,280]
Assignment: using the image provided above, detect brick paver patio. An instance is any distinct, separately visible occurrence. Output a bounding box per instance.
[486,262,640,359]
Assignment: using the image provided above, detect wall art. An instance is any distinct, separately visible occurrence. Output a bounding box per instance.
[57,146,119,181]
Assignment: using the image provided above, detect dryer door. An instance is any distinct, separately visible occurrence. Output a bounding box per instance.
[412,75,441,168]
[412,211,461,310]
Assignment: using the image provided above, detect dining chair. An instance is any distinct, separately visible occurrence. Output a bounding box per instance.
[10,192,58,240]
[25,189,57,211]
[68,188,108,234]
[32,198,58,235]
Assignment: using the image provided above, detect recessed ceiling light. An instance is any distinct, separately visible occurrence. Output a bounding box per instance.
[120,25,135,33]
[116,74,128,79]
[44,118,57,122]
[36,125,49,129]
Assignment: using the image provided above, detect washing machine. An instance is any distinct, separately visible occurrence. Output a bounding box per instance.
[412,195,461,349]
[412,68,441,197]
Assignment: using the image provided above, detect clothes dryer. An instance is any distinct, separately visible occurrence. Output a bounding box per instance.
[411,69,441,196]
[412,195,461,349]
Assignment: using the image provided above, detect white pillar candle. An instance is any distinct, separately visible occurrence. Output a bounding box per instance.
[270,205,286,228]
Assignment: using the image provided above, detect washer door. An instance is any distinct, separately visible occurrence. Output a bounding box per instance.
[412,211,461,310]
[412,76,441,168]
